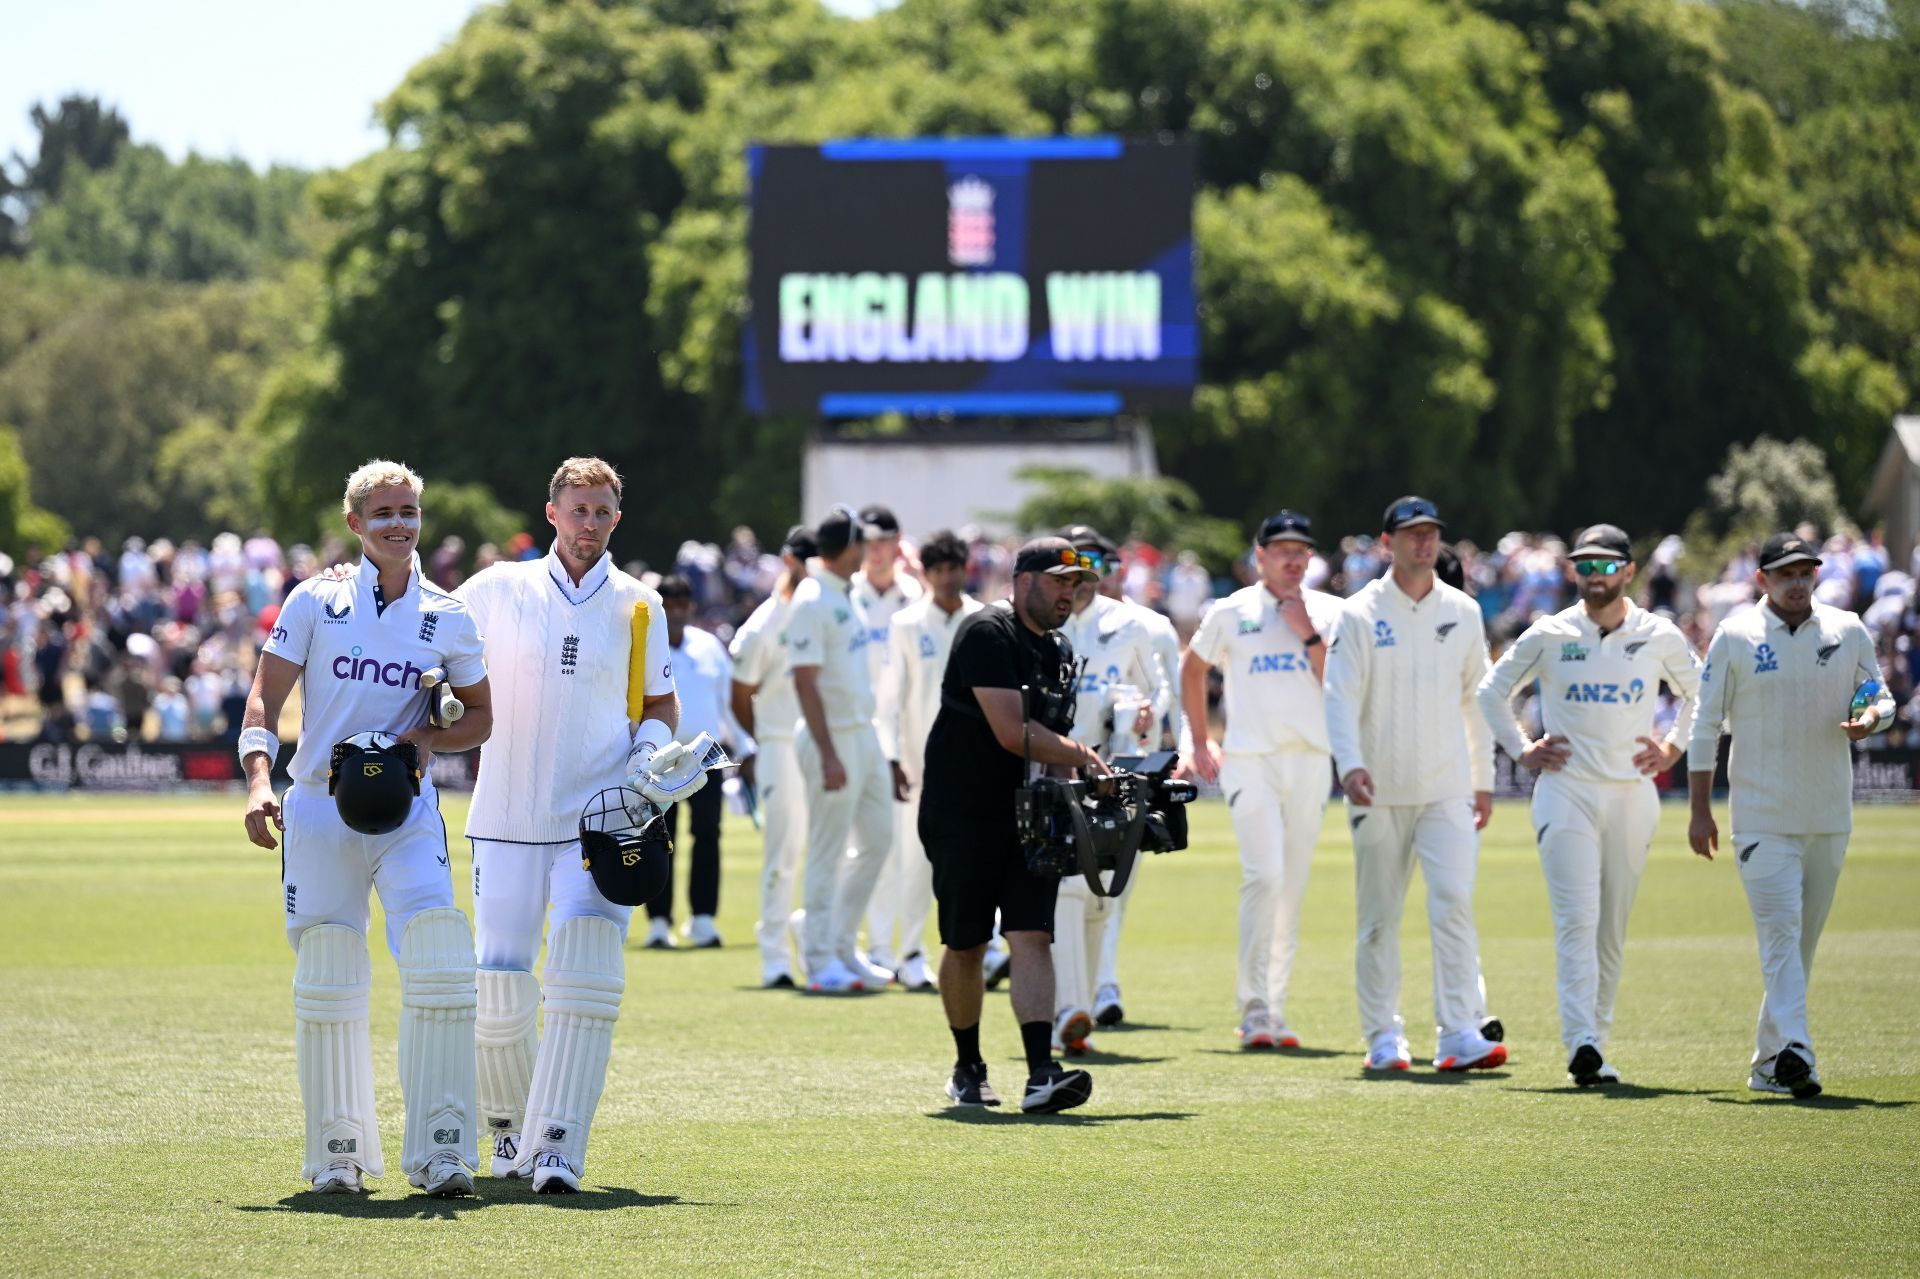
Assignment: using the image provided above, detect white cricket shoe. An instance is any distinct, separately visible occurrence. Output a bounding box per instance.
[897,951,936,991]
[1054,1007,1095,1056]
[848,950,895,988]
[1751,1045,1823,1098]
[1237,1002,1276,1050]
[1093,982,1124,1027]
[311,1159,364,1195]
[983,937,1012,989]
[761,962,797,989]
[683,914,722,948]
[1434,1029,1508,1072]
[409,1151,474,1197]
[643,917,675,950]
[867,947,898,976]
[531,1151,580,1195]
[1272,1021,1302,1050]
[1365,1032,1413,1072]
[490,1130,524,1178]
[805,958,866,994]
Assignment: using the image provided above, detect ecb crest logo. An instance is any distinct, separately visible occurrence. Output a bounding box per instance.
[1754,643,1779,674]
[948,176,995,267]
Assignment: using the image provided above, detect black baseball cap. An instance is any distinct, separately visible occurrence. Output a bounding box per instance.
[815,504,865,557]
[1759,532,1822,571]
[780,524,818,559]
[1257,510,1315,547]
[858,505,900,538]
[1056,523,1118,556]
[1570,523,1632,561]
[1014,537,1099,581]
[1383,495,1445,533]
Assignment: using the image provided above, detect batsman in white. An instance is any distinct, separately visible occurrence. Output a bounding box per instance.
[1323,495,1505,1073]
[454,456,683,1194]
[729,525,816,988]
[1686,531,1894,1099]
[240,459,494,1196]
[1475,523,1701,1087]
[875,530,983,992]
[1050,524,1176,1053]
[1183,510,1344,1051]
[790,505,896,993]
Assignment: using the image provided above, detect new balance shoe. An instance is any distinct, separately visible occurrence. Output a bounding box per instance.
[1237,1003,1276,1050]
[849,951,895,989]
[761,963,797,989]
[490,1130,525,1178]
[409,1151,474,1197]
[531,1151,580,1195]
[643,917,675,950]
[1364,1032,1413,1072]
[1054,1008,1095,1056]
[683,914,722,948]
[897,951,937,992]
[1272,1022,1302,1050]
[805,959,865,994]
[1093,983,1125,1027]
[1479,1015,1505,1044]
[983,939,1012,990]
[311,1159,364,1195]
[1021,1062,1094,1114]
[1434,1030,1508,1072]
[1568,1043,1612,1088]
[1771,1044,1823,1098]
[946,1060,1001,1107]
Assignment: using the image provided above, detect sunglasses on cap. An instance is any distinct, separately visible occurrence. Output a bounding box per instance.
[1573,558,1628,577]
[1033,547,1101,574]
[1072,548,1116,574]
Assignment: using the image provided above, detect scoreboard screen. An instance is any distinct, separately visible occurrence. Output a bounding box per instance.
[744,137,1196,418]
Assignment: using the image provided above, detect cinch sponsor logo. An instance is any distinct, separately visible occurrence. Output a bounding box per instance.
[1563,679,1645,704]
[331,645,427,688]
[1249,652,1307,674]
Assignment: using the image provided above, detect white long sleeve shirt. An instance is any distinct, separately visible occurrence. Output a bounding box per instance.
[1188,583,1345,756]
[730,591,800,742]
[878,592,983,776]
[1323,574,1494,805]
[455,547,673,843]
[1060,594,1176,754]
[1477,602,1701,784]
[670,624,746,752]
[786,566,876,732]
[852,569,923,756]
[1687,600,1884,835]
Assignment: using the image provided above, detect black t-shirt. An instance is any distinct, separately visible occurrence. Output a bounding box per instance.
[920,602,1076,828]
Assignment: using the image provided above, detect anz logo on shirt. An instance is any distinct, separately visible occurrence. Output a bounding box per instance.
[1373,620,1395,648]
[1249,652,1308,675]
[1564,678,1646,705]
[1078,663,1122,693]
[1754,643,1779,674]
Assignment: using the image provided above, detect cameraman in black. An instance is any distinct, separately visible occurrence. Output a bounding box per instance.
[921,537,1107,1114]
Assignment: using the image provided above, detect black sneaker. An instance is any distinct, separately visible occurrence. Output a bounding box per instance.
[1774,1044,1821,1098]
[946,1061,1001,1107]
[1568,1043,1606,1088]
[1021,1061,1093,1114]
[1480,1016,1505,1044]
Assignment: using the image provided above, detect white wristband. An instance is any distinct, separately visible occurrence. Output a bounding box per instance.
[627,718,673,767]
[238,727,280,769]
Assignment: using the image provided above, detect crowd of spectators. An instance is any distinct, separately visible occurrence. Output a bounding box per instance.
[5,517,1918,755]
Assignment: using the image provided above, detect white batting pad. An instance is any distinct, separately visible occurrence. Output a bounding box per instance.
[294,924,384,1180]
[517,916,625,1174]
[476,967,540,1138]
[397,907,477,1176]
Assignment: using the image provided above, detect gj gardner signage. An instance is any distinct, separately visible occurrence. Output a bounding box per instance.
[745,137,1196,417]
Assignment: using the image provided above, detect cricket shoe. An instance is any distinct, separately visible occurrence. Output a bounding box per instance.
[643,917,675,950]
[490,1130,526,1178]
[1479,1015,1505,1043]
[849,951,895,988]
[897,951,936,992]
[531,1151,580,1195]
[683,914,722,948]
[1093,983,1125,1027]
[1054,1008,1096,1056]
[946,1060,1002,1107]
[1272,1022,1302,1050]
[983,939,1012,990]
[761,963,796,989]
[1022,1062,1094,1114]
[1364,1032,1413,1072]
[1753,1044,1823,1099]
[1237,1003,1277,1050]
[1434,1030,1508,1072]
[1568,1044,1616,1088]
[311,1159,365,1195]
[409,1151,474,1197]
[805,959,866,994]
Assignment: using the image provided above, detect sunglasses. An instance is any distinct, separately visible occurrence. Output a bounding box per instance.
[1073,548,1115,573]
[1041,547,1100,573]
[1574,558,1628,577]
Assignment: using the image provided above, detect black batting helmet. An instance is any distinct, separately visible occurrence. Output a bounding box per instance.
[327,732,421,835]
[577,787,672,907]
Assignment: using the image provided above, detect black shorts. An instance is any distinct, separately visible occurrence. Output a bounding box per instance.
[923,819,1060,950]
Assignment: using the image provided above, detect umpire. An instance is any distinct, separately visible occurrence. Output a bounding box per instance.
[921,537,1107,1113]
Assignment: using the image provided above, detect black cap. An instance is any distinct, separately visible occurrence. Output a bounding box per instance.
[1013,537,1099,581]
[780,523,818,560]
[1056,523,1117,556]
[815,504,865,557]
[1759,532,1823,571]
[857,504,900,538]
[1256,510,1315,547]
[1383,495,1445,533]
[1570,523,1632,561]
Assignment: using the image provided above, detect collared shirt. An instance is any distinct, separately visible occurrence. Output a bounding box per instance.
[1189,583,1344,756]
[879,592,984,774]
[1060,594,1179,755]
[1477,602,1700,784]
[786,566,876,731]
[669,624,742,751]
[1323,574,1494,804]
[263,554,486,787]
[852,568,924,747]
[542,540,610,605]
[1688,600,1883,835]
[730,590,801,741]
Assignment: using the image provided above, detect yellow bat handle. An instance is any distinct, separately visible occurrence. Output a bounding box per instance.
[627,598,652,721]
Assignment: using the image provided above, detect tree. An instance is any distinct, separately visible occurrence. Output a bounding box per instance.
[1008,465,1245,569]
[1679,434,1847,582]
[13,96,129,205]
[0,425,68,555]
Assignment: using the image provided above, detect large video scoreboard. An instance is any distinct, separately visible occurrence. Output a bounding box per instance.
[745,137,1196,418]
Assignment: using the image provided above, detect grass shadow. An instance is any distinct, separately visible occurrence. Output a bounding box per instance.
[1095,1022,1199,1033]
[1705,1094,1913,1111]
[926,1108,1197,1127]
[1194,1047,1359,1061]
[1507,1084,1733,1100]
[1359,1070,1513,1085]
[237,1185,683,1217]
[1063,1050,1172,1066]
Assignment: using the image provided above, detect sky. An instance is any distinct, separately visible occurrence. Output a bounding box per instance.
[2,0,887,175]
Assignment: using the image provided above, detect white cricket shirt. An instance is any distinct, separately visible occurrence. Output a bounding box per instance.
[785,566,876,731]
[879,593,983,775]
[730,591,800,741]
[262,555,486,787]
[1060,594,1177,752]
[669,624,740,749]
[1323,574,1494,804]
[1477,602,1700,784]
[1188,583,1344,756]
[455,545,673,843]
[1688,600,1884,835]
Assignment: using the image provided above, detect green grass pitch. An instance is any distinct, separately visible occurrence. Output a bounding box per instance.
[2,793,1917,1275]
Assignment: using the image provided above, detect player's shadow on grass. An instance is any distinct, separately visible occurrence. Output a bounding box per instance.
[1195,1047,1357,1061]
[1070,1050,1172,1066]
[1704,1094,1913,1111]
[239,1185,684,1218]
[1507,1083,1731,1100]
[927,1109,1196,1127]
[1359,1070,1513,1085]
[1098,1022,1199,1034]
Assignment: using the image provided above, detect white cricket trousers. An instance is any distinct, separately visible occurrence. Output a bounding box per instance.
[1732,831,1848,1066]
[1530,773,1659,1054]
[752,735,808,969]
[470,838,631,971]
[1222,750,1330,1019]
[281,780,456,956]
[1351,797,1486,1042]
[866,778,935,963]
[795,723,894,976]
[1052,872,1114,1017]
